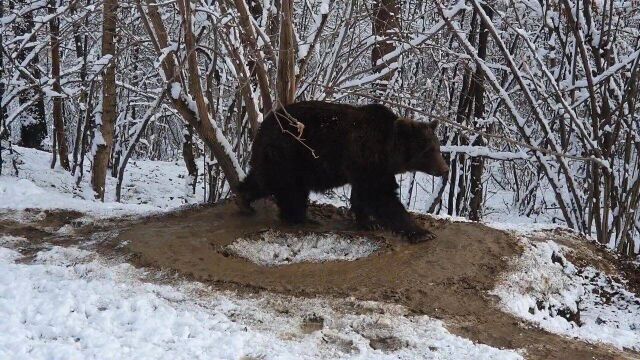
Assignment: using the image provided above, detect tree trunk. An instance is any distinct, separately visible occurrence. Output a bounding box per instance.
[13,1,47,149]
[139,0,243,190]
[449,11,477,217]
[91,0,118,200]
[229,0,273,114]
[75,82,95,186]
[468,6,492,221]
[183,126,198,194]
[277,0,296,105]
[371,0,399,93]
[0,0,6,130]
[49,0,70,170]
[71,0,90,175]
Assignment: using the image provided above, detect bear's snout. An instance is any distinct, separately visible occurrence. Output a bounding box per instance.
[430,154,450,177]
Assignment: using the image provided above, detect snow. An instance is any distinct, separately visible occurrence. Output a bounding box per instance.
[0,177,157,217]
[0,241,523,359]
[170,82,182,99]
[441,145,531,161]
[0,147,204,217]
[89,55,113,81]
[2,145,638,357]
[0,148,529,358]
[320,0,330,15]
[492,237,640,351]
[225,230,380,266]
[0,246,268,359]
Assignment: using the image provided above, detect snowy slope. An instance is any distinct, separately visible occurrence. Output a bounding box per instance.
[0,148,526,359]
[492,237,640,351]
[0,240,523,360]
[2,147,639,358]
[1,147,204,216]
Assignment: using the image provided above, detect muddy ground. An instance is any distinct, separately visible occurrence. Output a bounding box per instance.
[1,202,638,360]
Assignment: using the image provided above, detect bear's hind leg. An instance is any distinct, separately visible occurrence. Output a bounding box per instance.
[274,188,310,224]
[350,185,379,230]
[236,171,267,214]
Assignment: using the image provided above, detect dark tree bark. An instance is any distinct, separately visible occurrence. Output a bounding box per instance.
[49,0,71,170]
[12,0,47,149]
[91,0,118,200]
[182,126,198,194]
[371,0,399,93]
[468,5,492,221]
[448,11,477,217]
[71,0,90,175]
[277,0,296,105]
[0,0,6,129]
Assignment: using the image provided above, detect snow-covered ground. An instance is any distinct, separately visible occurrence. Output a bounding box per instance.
[0,238,525,359]
[0,147,526,359]
[225,230,380,266]
[2,147,639,358]
[1,147,204,217]
[492,238,640,351]
[1,146,548,227]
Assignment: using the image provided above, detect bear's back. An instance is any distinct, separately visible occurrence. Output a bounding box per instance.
[251,101,399,190]
[260,101,397,135]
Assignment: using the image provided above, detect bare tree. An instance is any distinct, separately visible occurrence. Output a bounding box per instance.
[0,0,5,132]
[12,0,47,149]
[49,0,70,170]
[277,0,296,105]
[138,0,243,189]
[371,0,399,93]
[91,0,119,200]
[468,5,492,221]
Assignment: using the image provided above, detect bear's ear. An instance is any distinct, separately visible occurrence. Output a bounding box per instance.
[428,120,439,130]
[394,118,414,134]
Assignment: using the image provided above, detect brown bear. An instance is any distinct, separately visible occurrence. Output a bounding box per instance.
[237,101,449,242]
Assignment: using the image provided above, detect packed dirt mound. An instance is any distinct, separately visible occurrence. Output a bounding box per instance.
[111,200,629,360]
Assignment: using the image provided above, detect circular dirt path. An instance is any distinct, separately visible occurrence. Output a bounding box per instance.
[112,200,631,360]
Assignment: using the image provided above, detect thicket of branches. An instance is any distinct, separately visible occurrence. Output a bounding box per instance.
[1,0,638,255]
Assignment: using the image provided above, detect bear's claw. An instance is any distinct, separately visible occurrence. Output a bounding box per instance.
[405,228,436,243]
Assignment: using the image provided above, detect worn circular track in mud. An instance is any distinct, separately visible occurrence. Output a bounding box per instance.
[107,200,631,360]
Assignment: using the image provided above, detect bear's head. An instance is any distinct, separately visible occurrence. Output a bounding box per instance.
[393,118,449,177]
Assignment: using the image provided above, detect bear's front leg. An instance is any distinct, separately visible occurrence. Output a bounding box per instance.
[351,176,435,242]
[374,194,435,243]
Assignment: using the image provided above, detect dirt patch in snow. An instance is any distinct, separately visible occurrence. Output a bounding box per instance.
[1,202,635,359]
[0,209,85,242]
[105,200,629,360]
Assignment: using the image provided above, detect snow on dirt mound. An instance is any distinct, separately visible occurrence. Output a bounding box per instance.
[492,238,640,350]
[224,230,380,266]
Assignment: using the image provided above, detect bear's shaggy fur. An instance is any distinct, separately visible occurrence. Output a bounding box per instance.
[237,101,449,242]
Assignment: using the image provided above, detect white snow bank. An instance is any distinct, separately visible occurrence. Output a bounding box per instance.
[225,230,380,266]
[0,176,158,217]
[0,146,207,217]
[492,238,640,351]
[0,239,523,359]
[0,246,261,359]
